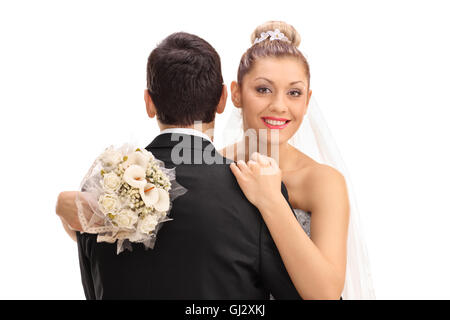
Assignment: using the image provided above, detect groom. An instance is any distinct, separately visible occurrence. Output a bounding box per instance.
[57,32,302,299]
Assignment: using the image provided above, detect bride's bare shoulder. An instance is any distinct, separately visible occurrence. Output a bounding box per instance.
[304,163,346,188]
[283,147,320,178]
[284,148,347,210]
[286,147,343,181]
[303,161,348,212]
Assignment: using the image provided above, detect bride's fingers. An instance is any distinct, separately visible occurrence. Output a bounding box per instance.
[230,162,246,182]
[247,160,259,173]
[267,156,278,169]
[250,152,259,162]
[236,159,252,175]
[259,157,279,175]
[250,152,271,167]
[258,155,271,167]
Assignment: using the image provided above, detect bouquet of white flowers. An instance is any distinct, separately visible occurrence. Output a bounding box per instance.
[75,143,187,254]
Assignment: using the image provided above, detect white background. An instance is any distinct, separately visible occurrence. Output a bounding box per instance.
[1,0,449,299]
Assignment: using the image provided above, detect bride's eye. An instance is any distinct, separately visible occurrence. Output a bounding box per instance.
[288,90,302,97]
[256,87,271,94]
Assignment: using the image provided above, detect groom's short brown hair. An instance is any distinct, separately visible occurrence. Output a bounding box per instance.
[146,32,223,126]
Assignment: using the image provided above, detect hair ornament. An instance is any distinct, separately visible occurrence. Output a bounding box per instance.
[253,29,291,45]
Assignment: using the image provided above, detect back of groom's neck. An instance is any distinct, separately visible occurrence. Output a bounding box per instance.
[158,121,215,141]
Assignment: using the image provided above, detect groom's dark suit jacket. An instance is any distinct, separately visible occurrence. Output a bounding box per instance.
[76,133,303,299]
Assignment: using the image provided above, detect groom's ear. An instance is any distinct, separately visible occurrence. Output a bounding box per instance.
[144,89,157,119]
[216,84,227,115]
[230,81,242,109]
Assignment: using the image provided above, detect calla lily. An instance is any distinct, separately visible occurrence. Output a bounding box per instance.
[139,183,159,207]
[139,183,170,212]
[154,188,170,212]
[123,165,147,188]
[123,151,151,170]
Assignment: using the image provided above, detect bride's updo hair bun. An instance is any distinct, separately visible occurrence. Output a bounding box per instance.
[250,21,301,48]
[238,21,310,87]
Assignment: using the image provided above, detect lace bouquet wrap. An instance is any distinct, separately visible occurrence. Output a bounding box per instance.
[75,143,187,254]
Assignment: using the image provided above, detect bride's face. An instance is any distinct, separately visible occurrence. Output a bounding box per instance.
[232,56,312,146]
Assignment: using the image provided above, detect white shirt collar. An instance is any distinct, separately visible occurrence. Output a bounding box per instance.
[158,127,214,145]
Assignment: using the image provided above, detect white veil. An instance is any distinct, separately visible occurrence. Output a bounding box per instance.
[220,96,376,300]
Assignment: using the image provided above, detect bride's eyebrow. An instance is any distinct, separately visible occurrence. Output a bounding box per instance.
[254,77,305,86]
[254,77,273,84]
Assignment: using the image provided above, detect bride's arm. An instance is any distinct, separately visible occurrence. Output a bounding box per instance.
[230,154,349,300]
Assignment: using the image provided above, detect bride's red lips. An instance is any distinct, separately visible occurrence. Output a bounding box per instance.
[261,117,291,129]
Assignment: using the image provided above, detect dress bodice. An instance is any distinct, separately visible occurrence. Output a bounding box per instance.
[293,208,311,238]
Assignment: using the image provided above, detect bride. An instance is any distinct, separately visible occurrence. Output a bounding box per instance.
[219,21,375,300]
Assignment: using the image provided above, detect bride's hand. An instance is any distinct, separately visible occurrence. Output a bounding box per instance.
[56,191,83,231]
[230,152,282,209]
[56,191,98,232]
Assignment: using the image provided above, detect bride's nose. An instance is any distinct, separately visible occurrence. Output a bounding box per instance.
[268,93,288,114]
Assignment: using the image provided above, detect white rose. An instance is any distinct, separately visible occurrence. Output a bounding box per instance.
[98,193,120,215]
[115,208,138,229]
[137,214,159,234]
[100,147,122,170]
[103,172,122,192]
